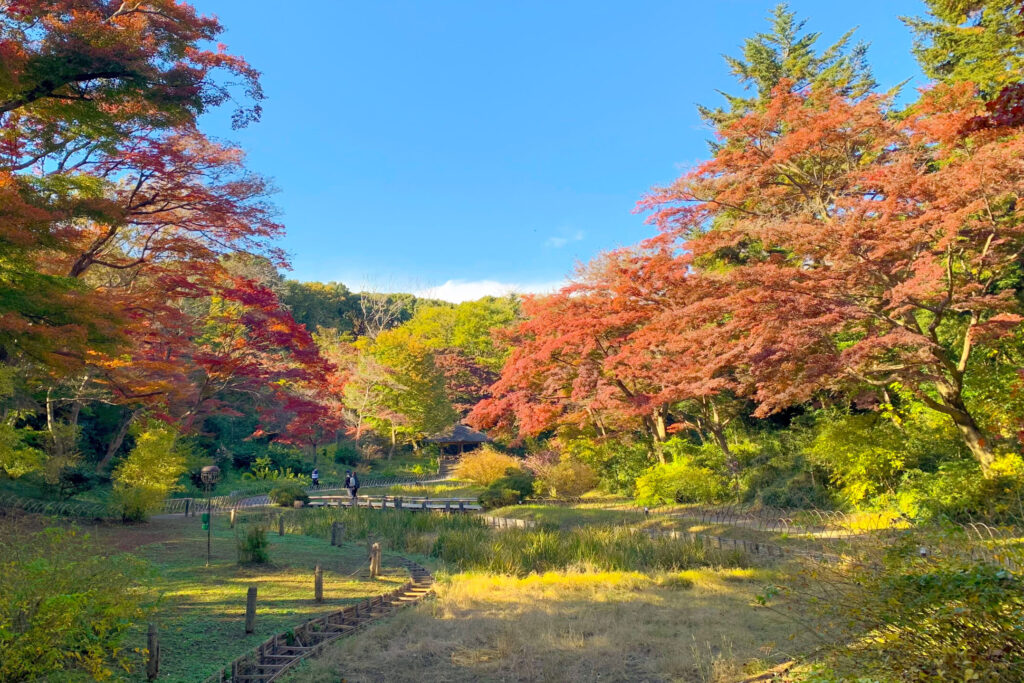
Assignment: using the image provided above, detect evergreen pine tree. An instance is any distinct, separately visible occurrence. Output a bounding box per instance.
[904,0,1024,98]
[698,4,875,130]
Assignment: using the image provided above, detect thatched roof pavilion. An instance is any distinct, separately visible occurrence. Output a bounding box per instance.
[425,424,492,455]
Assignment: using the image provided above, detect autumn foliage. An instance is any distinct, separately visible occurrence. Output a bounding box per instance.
[0,1,340,478]
[475,77,1024,477]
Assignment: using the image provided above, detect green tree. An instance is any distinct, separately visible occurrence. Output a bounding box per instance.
[905,0,1024,97]
[282,281,360,333]
[368,328,458,455]
[698,3,875,128]
[111,423,188,521]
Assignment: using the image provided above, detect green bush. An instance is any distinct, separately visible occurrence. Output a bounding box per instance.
[0,526,150,681]
[237,526,270,564]
[478,467,535,508]
[773,530,1024,681]
[111,423,188,522]
[534,459,599,500]
[480,487,520,510]
[268,480,310,507]
[803,407,962,507]
[332,442,360,467]
[454,446,523,485]
[562,437,653,495]
[894,457,1024,523]
[634,458,727,506]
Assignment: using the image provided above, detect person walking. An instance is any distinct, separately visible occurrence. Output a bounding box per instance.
[311,467,320,489]
[345,470,359,502]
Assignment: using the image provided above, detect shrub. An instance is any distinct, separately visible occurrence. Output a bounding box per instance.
[0,423,45,479]
[333,442,360,467]
[770,530,1024,681]
[535,459,599,500]
[454,446,523,486]
[0,526,150,681]
[242,455,309,483]
[479,487,520,510]
[478,467,535,508]
[111,423,187,521]
[561,437,654,495]
[269,480,310,507]
[634,458,727,506]
[237,526,270,564]
[803,407,962,507]
[894,457,1024,523]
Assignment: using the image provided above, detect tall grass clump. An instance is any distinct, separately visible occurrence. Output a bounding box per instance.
[431,525,747,576]
[237,526,270,564]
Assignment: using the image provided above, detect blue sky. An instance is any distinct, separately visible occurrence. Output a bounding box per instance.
[202,0,928,301]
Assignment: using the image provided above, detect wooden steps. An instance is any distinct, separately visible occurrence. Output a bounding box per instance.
[203,557,434,683]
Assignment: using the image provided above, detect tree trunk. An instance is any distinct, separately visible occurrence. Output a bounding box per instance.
[45,387,63,458]
[928,379,997,476]
[951,411,996,475]
[653,410,668,442]
[96,409,137,474]
[388,426,397,460]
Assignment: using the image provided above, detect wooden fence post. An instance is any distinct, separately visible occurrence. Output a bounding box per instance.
[314,563,323,603]
[146,622,159,681]
[330,522,338,546]
[245,586,257,634]
[184,499,190,517]
[370,542,381,578]
[278,515,284,537]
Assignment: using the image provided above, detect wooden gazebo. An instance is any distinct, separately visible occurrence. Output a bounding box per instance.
[425,424,492,457]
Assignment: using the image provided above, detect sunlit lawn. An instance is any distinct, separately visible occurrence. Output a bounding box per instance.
[88,515,406,682]
[287,566,811,682]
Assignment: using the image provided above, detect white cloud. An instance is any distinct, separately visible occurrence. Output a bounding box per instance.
[544,229,585,248]
[414,279,567,303]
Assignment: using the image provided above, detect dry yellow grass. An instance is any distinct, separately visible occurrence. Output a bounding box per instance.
[287,567,812,682]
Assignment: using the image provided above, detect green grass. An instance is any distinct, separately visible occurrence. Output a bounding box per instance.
[431,525,751,576]
[84,514,406,682]
[361,454,439,479]
[487,503,645,529]
[359,480,484,499]
[284,505,487,556]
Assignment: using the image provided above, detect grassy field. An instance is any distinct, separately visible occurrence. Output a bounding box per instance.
[286,566,810,682]
[31,513,408,682]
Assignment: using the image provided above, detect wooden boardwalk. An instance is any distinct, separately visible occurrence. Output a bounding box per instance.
[203,557,434,683]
